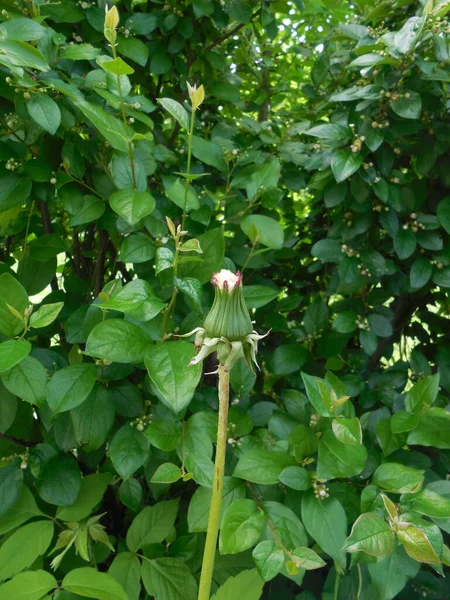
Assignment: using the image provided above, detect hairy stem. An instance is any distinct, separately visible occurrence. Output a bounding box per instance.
[197,365,230,600]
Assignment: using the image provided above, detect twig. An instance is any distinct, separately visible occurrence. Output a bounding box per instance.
[0,432,35,448]
[203,9,262,53]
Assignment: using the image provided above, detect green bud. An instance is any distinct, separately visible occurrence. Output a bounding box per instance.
[204,270,253,342]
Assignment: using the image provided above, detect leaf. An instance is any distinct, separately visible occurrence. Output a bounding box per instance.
[155,247,174,274]
[187,477,246,532]
[343,512,394,557]
[301,492,347,569]
[291,547,326,570]
[174,277,203,314]
[191,135,227,172]
[211,569,264,600]
[241,215,284,249]
[278,466,311,491]
[390,92,421,119]
[71,385,115,451]
[178,228,225,283]
[407,407,450,449]
[0,273,28,337]
[75,98,129,153]
[0,340,31,373]
[109,423,150,480]
[179,238,202,253]
[30,302,64,328]
[158,98,190,131]
[68,195,105,227]
[317,430,367,479]
[243,285,279,309]
[47,363,97,413]
[0,520,54,581]
[391,411,419,433]
[108,553,141,600]
[150,462,181,484]
[219,499,264,554]
[331,149,362,183]
[119,233,156,263]
[397,526,440,564]
[0,40,49,71]
[57,472,112,521]
[141,557,197,600]
[37,454,82,506]
[311,239,342,263]
[62,43,101,60]
[27,94,61,134]
[368,547,420,600]
[102,56,134,76]
[0,176,32,213]
[1,356,47,407]
[301,373,334,416]
[405,373,440,413]
[119,478,142,512]
[110,188,155,225]
[252,541,284,581]
[406,488,450,518]
[0,18,46,41]
[394,16,425,53]
[85,319,150,363]
[0,486,43,535]
[262,501,308,550]
[62,568,128,600]
[332,417,362,446]
[98,279,165,322]
[144,419,181,451]
[394,228,416,259]
[437,197,450,234]
[306,123,352,140]
[0,461,23,518]
[145,341,202,413]
[126,499,179,551]
[271,344,308,376]
[163,176,199,211]
[0,571,57,600]
[372,462,424,494]
[233,448,296,484]
[410,257,432,289]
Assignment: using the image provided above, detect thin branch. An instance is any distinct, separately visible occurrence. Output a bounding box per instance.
[0,432,35,447]
[203,9,262,54]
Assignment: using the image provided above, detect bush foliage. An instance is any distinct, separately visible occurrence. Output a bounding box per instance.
[0,0,450,598]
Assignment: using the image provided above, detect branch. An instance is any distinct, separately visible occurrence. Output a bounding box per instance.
[203,8,262,54]
[0,432,35,448]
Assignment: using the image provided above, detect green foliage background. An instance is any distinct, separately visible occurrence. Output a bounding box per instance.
[0,0,450,598]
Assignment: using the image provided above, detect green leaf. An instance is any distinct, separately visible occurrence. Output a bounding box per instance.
[331,149,362,183]
[317,430,367,479]
[394,228,416,259]
[262,501,308,550]
[110,188,155,225]
[57,472,112,521]
[407,407,450,449]
[291,547,326,570]
[126,499,179,551]
[62,43,101,60]
[191,136,227,172]
[394,16,425,53]
[68,195,105,227]
[141,557,197,600]
[0,40,49,71]
[27,94,61,134]
[233,448,296,484]
[145,341,202,413]
[406,488,450,518]
[187,477,246,532]
[0,340,31,373]
[47,363,97,413]
[0,18,46,41]
[241,215,284,249]
[332,311,358,333]
[98,279,165,322]
[372,463,424,494]
[109,423,150,480]
[0,485,43,535]
[158,98,190,131]
[155,247,174,274]
[62,568,128,600]
[71,385,115,451]
[397,526,440,564]
[0,520,54,581]
[367,313,393,338]
[332,417,362,446]
[109,553,141,600]
[343,512,394,557]
[102,56,134,75]
[85,319,150,364]
[391,411,419,433]
[37,454,81,506]
[120,233,156,263]
[0,461,23,518]
[178,228,225,283]
[0,571,57,600]
[0,273,28,337]
[301,493,347,569]
[117,36,148,66]
[311,239,342,263]
[75,98,129,153]
[211,569,264,600]
[150,462,181,484]
[119,478,142,512]
[390,92,421,119]
[271,344,308,376]
[0,176,32,212]
[278,466,311,491]
[145,419,181,451]
[301,373,334,416]
[405,373,439,414]
[179,238,202,253]
[30,302,64,328]
[243,285,279,309]
[306,123,352,140]
[368,547,420,600]
[219,499,264,554]
[437,197,450,234]
[252,541,284,581]
[410,257,432,289]
[174,277,203,314]
[1,356,47,407]
[163,176,199,211]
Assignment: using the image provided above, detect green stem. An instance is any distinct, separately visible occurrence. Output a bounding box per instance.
[334,571,341,600]
[197,365,230,600]
[111,46,138,191]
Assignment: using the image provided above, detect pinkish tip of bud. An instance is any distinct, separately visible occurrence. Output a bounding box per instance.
[211,269,243,291]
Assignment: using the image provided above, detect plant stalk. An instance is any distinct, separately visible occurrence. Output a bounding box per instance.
[197,364,230,600]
